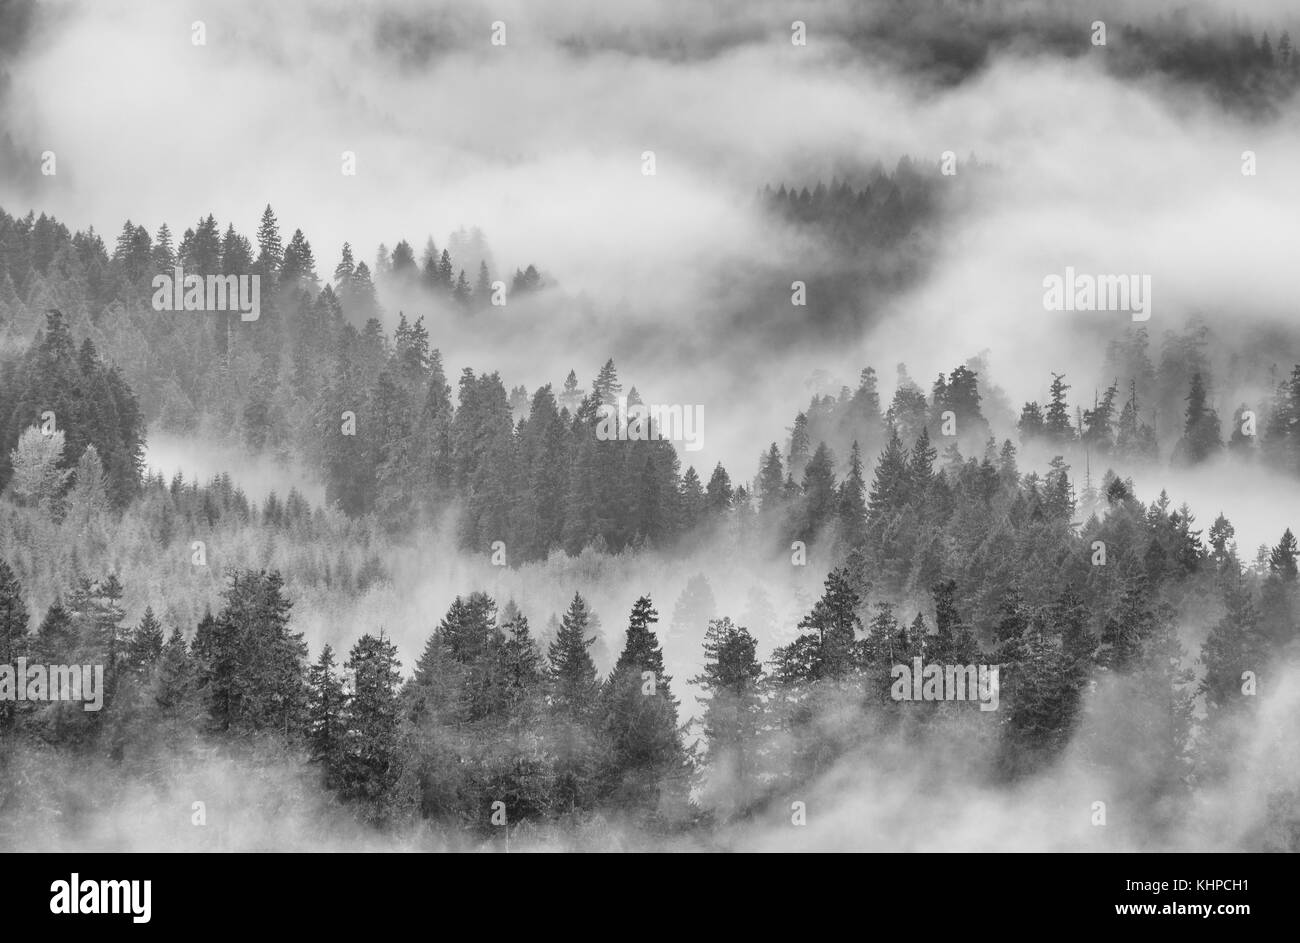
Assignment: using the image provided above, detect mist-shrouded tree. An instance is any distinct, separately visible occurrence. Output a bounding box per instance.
[798,442,838,542]
[667,574,717,648]
[601,595,688,817]
[389,240,417,281]
[192,570,307,737]
[152,626,198,744]
[704,462,733,521]
[757,443,785,517]
[498,603,544,724]
[254,204,283,276]
[307,644,346,789]
[1043,372,1074,445]
[64,443,109,523]
[838,440,868,550]
[125,606,164,675]
[1176,371,1222,466]
[340,632,406,822]
[474,261,492,309]
[692,617,763,815]
[1268,527,1298,581]
[547,592,600,722]
[0,560,30,732]
[280,228,318,286]
[1198,579,1266,779]
[546,592,602,812]
[867,426,910,526]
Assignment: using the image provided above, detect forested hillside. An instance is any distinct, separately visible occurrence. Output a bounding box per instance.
[2,287,1297,848]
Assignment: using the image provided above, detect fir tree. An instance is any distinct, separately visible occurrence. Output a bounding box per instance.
[126,606,165,674]
[341,632,405,821]
[601,596,687,814]
[307,645,346,788]
[547,593,600,721]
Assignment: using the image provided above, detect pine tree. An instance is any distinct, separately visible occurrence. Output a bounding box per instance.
[797,567,864,680]
[436,249,453,292]
[704,463,733,520]
[543,593,603,810]
[547,593,600,721]
[1208,512,1236,563]
[798,442,837,541]
[307,645,346,788]
[558,371,584,413]
[390,240,417,279]
[601,595,687,813]
[152,626,197,743]
[1178,371,1222,465]
[667,575,717,645]
[757,443,785,515]
[679,465,705,527]
[1044,373,1074,445]
[453,269,472,307]
[788,412,811,480]
[341,632,405,821]
[1199,580,1265,745]
[474,261,492,309]
[838,441,868,549]
[499,604,544,721]
[1018,401,1045,440]
[886,365,929,443]
[33,600,76,664]
[691,617,763,814]
[184,214,221,273]
[333,242,355,289]
[930,578,978,663]
[0,559,30,731]
[867,426,910,523]
[593,359,622,405]
[126,606,164,674]
[1268,528,1298,580]
[861,601,902,672]
[280,229,318,284]
[151,223,175,271]
[193,571,306,736]
[220,223,253,272]
[909,427,936,489]
[255,205,283,275]
[514,384,569,559]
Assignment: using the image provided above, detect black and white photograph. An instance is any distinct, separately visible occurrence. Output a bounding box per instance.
[0,0,1295,889]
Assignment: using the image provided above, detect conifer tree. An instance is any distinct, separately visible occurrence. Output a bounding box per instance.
[341,632,405,821]
[307,645,346,788]
[798,442,837,541]
[1043,373,1074,444]
[547,593,600,721]
[1268,528,1298,581]
[255,205,283,275]
[593,359,622,405]
[601,595,686,812]
[757,443,785,515]
[692,617,763,813]
[0,560,29,732]
[498,603,544,721]
[1178,371,1222,465]
[474,261,492,308]
[704,463,733,519]
[152,626,198,743]
[867,426,910,524]
[126,606,165,674]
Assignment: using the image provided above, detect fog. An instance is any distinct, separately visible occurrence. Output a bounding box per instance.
[3,1,1298,485]
[4,0,1299,851]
